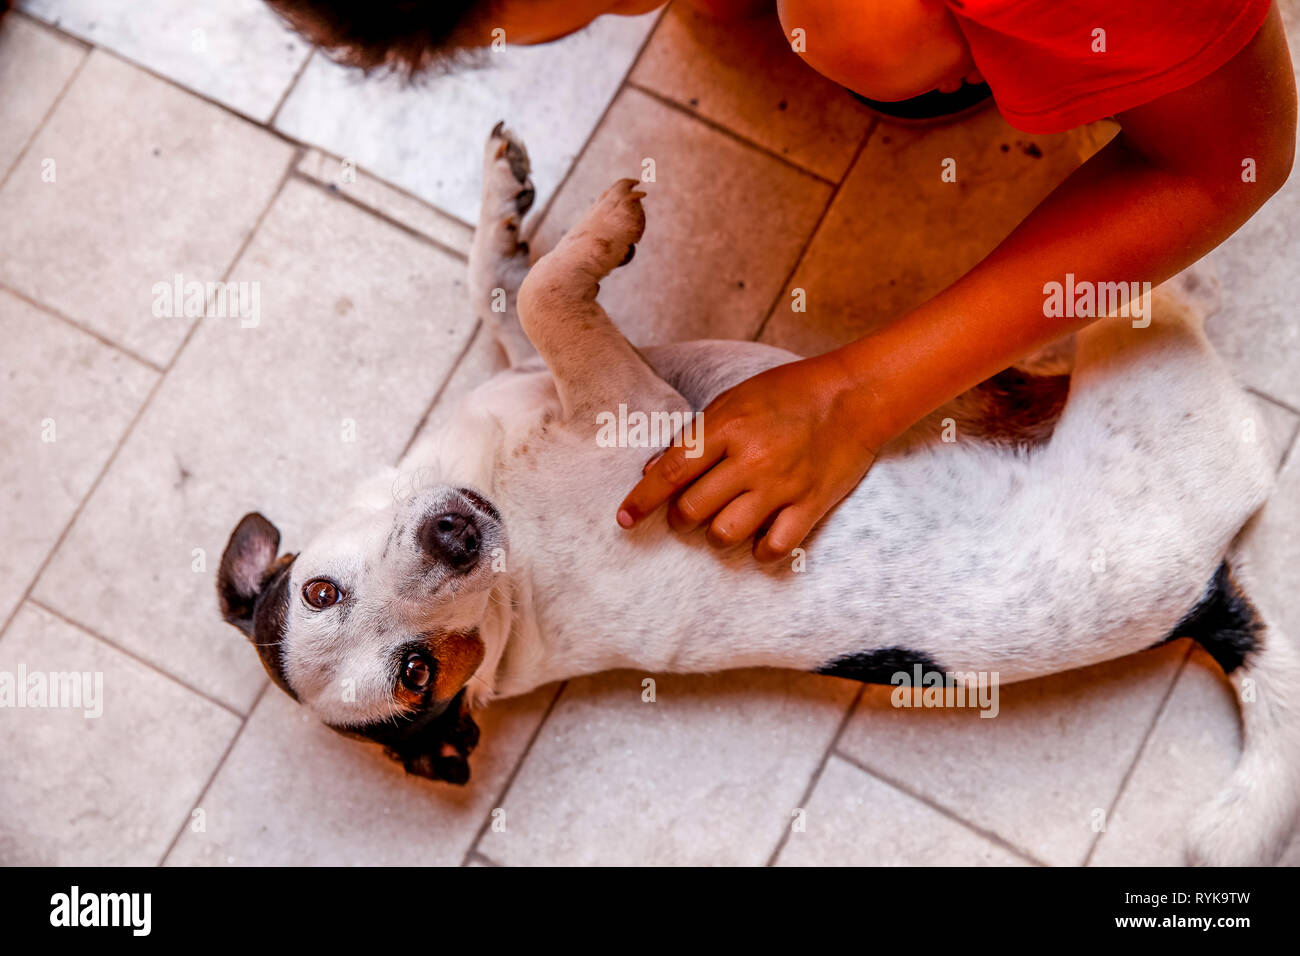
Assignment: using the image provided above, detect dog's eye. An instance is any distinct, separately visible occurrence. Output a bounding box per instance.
[402,652,433,691]
[302,578,342,609]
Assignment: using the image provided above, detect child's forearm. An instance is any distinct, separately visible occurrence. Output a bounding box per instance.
[835,5,1296,448]
[832,140,1270,444]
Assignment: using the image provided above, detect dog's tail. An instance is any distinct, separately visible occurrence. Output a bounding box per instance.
[1185,538,1300,865]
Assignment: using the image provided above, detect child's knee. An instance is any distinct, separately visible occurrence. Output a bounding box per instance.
[778,0,974,101]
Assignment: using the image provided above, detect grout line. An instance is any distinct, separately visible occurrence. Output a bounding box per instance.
[0,281,165,372]
[460,681,568,866]
[290,169,469,263]
[156,681,272,867]
[397,319,489,462]
[1281,433,1298,473]
[626,4,669,74]
[0,345,181,646]
[831,747,1050,867]
[1246,385,1300,419]
[1245,386,1300,471]
[297,145,477,231]
[28,598,247,720]
[11,8,94,50]
[1079,642,1194,867]
[764,683,864,866]
[89,47,308,145]
[0,40,90,192]
[751,118,878,342]
[266,48,315,129]
[626,81,838,187]
[215,144,303,291]
[1277,424,1298,473]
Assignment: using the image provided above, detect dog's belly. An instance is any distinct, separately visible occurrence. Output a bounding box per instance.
[498,432,1247,692]
[475,315,1271,693]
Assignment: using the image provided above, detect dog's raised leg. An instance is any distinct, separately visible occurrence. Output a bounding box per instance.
[469,123,537,366]
[516,178,687,419]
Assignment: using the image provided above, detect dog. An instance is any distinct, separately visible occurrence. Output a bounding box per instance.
[218,124,1299,866]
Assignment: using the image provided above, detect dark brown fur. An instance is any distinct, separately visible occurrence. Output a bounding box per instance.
[895,366,1071,454]
[961,368,1070,447]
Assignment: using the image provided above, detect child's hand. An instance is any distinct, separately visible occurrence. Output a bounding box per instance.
[616,353,881,561]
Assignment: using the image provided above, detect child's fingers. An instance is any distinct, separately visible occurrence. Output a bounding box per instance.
[706,492,775,550]
[667,461,745,532]
[753,502,822,563]
[618,441,722,528]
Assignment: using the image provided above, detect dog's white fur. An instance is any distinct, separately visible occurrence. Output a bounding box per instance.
[264,127,1300,865]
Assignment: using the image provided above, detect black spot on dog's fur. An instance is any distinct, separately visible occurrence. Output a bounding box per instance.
[817,647,947,684]
[1153,561,1263,673]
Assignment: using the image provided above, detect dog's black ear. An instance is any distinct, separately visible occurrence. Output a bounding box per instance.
[342,690,482,785]
[218,513,301,700]
[217,513,283,635]
[391,695,482,785]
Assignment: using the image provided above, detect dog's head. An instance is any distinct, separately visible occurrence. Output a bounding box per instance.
[216,483,506,784]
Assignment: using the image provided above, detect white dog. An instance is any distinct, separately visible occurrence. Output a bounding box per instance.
[218,125,1299,866]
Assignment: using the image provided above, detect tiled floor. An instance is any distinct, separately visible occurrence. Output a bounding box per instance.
[2,1,1297,866]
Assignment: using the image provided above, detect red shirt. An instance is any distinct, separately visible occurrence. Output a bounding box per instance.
[945,0,1274,132]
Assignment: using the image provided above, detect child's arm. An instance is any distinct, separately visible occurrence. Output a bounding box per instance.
[617,3,1296,560]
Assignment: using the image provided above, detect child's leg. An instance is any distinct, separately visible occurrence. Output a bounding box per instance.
[779,0,977,101]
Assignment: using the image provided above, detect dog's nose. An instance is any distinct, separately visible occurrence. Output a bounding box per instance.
[419,511,481,571]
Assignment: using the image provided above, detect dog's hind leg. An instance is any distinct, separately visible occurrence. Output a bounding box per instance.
[1186,528,1300,865]
[516,178,687,419]
[469,123,538,366]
